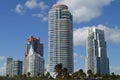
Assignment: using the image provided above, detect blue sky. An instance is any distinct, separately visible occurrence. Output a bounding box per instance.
[0,0,120,75]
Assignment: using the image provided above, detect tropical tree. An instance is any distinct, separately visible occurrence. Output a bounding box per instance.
[87,69,94,79]
[110,72,117,80]
[71,72,79,80]
[94,73,100,78]
[45,72,50,78]
[61,68,70,79]
[77,69,86,80]
[54,63,63,79]
[27,72,31,77]
[23,74,27,77]
[54,63,72,80]
[37,72,40,77]
[54,63,62,74]
[101,74,111,80]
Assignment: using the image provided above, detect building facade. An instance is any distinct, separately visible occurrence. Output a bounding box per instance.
[12,60,23,76]
[48,4,73,74]
[86,28,109,74]
[6,57,22,77]
[24,36,44,77]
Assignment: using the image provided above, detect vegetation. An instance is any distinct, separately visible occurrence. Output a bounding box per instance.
[0,64,120,80]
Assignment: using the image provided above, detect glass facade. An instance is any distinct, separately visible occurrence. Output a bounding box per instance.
[6,57,22,77]
[48,5,73,74]
[13,61,22,76]
[86,28,109,74]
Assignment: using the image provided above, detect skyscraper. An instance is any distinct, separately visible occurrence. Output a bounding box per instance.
[6,57,22,77]
[48,4,73,74]
[24,36,44,76]
[6,57,13,77]
[86,28,109,74]
[13,60,22,76]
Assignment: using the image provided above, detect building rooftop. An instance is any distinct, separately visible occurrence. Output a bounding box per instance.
[52,4,68,9]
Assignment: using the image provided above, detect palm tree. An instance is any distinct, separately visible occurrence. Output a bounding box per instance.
[81,72,86,80]
[102,74,109,80]
[27,72,31,77]
[94,73,100,78]
[37,72,40,77]
[54,63,63,79]
[110,72,117,80]
[71,72,79,80]
[54,63,62,74]
[87,69,93,79]
[23,74,27,79]
[54,64,72,80]
[45,72,50,78]
[61,68,70,79]
[78,69,86,80]
[6,74,9,77]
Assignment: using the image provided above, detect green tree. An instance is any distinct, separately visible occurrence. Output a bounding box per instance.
[45,72,50,78]
[54,63,62,74]
[110,72,117,80]
[6,74,9,77]
[37,72,40,77]
[61,68,70,80]
[87,69,93,77]
[77,69,86,80]
[54,63,63,79]
[23,74,27,78]
[87,69,94,80]
[71,72,79,80]
[94,73,100,78]
[102,74,108,80]
[27,72,31,77]
[54,64,72,80]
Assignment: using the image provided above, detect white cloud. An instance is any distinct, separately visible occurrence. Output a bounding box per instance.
[25,0,38,9]
[74,27,88,46]
[38,1,48,12]
[0,63,6,76]
[57,0,113,23]
[0,56,5,60]
[100,26,120,44]
[15,4,24,15]
[110,66,120,75]
[25,0,48,12]
[74,52,85,64]
[74,24,120,46]
[32,13,47,21]
[15,0,48,21]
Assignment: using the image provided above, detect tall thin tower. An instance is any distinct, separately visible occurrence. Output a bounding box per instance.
[48,4,73,74]
[86,28,109,74]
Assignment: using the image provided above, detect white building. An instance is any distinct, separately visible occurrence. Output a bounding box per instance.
[86,28,109,74]
[6,57,22,77]
[48,4,73,74]
[24,36,44,77]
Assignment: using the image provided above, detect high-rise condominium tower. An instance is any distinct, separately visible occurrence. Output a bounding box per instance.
[6,57,22,77]
[24,36,44,76]
[48,4,73,74]
[86,28,109,74]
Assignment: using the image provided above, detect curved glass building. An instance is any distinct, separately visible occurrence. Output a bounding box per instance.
[86,28,109,74]
[48,4,73,74]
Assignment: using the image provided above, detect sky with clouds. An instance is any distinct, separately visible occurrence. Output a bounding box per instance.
[0,0,120,75]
